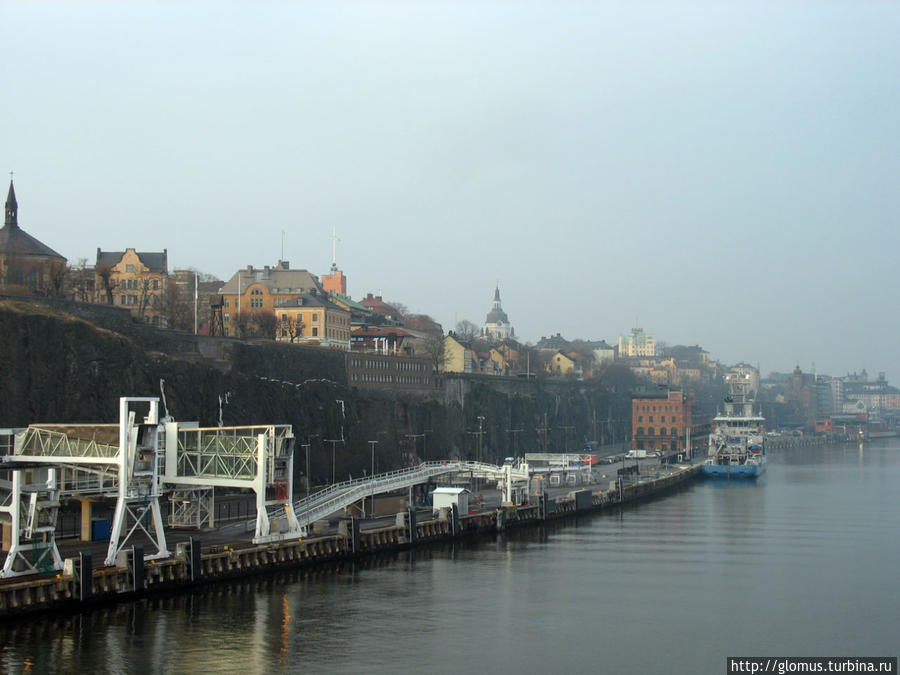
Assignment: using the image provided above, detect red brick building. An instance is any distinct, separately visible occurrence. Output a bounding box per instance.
[631,390,694,453]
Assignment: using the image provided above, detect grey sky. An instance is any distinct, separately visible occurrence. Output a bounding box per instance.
[4,1,899,381]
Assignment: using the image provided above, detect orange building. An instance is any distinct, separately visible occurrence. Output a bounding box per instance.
[631,390,694,454]
[218,261,322,338]
[322,264,347,295]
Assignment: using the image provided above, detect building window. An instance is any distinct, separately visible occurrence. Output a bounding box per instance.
[224,313,229,323]
[312,327,318,337]
[153,279,159,290]
[312,313,318,322]
[126,264,134,273]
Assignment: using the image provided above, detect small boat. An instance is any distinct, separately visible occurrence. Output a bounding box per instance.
[703,374,766,479]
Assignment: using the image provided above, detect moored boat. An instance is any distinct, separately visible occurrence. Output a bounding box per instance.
[703,374,766,479]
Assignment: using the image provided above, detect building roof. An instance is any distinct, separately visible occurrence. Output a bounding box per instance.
[220,262,322,295]
[351,325,414,338]
[277,292,346,312]
[329,291,370,312]
[587,340,615,350]
[359,293,401,318]
[0,181,66,260]
[96,248,167,274]
[537,333,570,349]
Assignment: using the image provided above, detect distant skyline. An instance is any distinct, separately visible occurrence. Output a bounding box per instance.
[4,1,899,382]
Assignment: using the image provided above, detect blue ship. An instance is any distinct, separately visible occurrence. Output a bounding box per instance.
[703,374,766,479]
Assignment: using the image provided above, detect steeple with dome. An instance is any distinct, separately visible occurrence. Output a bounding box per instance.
[482,284,515,341]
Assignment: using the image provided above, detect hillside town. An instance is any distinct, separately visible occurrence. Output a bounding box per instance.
[2,178,897,440]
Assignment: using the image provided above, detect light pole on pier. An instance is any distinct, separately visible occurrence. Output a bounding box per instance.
[368,440,378,517]
[506,428,522,458]
[560,425,574,453]
[301,443,311,499]
[325,439,341,485]
[405,433,425,462]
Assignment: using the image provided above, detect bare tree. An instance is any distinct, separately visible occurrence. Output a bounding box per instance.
[455,319,480,342]
[137,279,151,319]
[68,258,93,302]
[95,261,116,304]
[598,362,638,393]
[164,282,193,331]
[277,315,304,343]
[422,331,446,381]
[46,259,68,298]
[248,312,277,339]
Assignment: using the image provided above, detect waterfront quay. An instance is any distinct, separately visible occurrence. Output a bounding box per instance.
[0,460,701,618]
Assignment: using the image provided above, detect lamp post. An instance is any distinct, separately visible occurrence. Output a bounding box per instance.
[325,439,341,485]
[476,416,485,463]
[368,440,378,517]
[406,434,422,462]
[301,443,311,500]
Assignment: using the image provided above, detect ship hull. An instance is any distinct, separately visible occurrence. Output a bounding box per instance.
[702,462,765,479]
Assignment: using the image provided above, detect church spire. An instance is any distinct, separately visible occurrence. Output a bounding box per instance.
[5,179,18,229]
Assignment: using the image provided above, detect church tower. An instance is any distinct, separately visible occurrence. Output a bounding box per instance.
[482,284,514,342]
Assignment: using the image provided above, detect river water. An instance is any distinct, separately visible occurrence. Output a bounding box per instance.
[2,441,898,674]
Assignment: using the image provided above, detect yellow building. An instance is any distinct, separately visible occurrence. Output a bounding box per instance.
[95,248,168,327]
[547,351,576,376]
[442,335,475,373]
[275,293,350,348]
[488,348,510,375]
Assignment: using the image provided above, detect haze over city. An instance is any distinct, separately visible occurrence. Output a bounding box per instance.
[4,1,899,381]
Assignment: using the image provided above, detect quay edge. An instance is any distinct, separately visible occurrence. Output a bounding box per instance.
[0,463,701,619]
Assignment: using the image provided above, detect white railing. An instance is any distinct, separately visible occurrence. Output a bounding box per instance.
[290,460,526,526]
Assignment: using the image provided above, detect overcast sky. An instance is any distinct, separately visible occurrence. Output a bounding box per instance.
[3,1,899,381]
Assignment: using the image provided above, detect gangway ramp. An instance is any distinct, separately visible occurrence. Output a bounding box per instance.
[290,461,530,532]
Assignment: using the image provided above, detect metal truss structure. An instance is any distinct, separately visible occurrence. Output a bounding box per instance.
[168,487,215,529]
[1,397,301,578]
[162,422,300,544]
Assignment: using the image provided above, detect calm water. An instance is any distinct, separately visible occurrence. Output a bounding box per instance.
[2,441,898,674]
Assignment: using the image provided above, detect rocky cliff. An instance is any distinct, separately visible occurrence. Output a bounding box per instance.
[0,299,631,486]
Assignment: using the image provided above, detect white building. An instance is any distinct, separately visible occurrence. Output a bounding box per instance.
[482,285,515,341]
[618,327,655,357]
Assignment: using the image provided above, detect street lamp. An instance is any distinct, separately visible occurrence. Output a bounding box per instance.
[301,443,311,499]
[476,416,485,463]
[325,439,341,485]
[368,440,378,517]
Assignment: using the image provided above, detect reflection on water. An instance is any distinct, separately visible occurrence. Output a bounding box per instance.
[2,441,899,674]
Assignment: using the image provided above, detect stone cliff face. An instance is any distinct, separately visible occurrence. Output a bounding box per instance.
[0,300,632,486]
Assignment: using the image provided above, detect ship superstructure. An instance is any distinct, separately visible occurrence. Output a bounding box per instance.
[703,374,766,478]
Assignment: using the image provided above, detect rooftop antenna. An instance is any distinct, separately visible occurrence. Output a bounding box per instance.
[330,227,341,273]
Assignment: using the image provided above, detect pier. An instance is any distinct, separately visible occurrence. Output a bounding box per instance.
[0,398,702,618]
